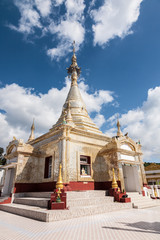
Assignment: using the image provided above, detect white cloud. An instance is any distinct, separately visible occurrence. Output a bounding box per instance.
[90,0,143,45]
[65,0,85,21]
[47,20,85,60]
[49,20,85,44]
[47,0,85,60]
[47,40,72,61]
[10,0,85,60]
[0,79,114,149]
[9,0,143,60]
[54,0,64,6]
[106,86,160,162]
[92,114,105,128]
[79,82,114,113]
[9,0,42,34]
[35,0,52,17]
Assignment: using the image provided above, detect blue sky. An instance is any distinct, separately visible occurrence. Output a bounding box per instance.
[0,0,160,162]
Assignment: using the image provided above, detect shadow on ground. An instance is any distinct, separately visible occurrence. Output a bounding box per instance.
[102,221,160,235]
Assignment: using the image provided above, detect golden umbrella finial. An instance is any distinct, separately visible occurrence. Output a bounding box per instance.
[56,163,63,189]
[67,40,81,78]
[112,168,118,189]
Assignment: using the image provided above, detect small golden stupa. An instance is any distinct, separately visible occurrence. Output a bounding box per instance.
[56,164,63,189]
[112,168,118,189]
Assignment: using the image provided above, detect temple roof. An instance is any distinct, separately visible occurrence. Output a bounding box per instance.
[51,42,101,133]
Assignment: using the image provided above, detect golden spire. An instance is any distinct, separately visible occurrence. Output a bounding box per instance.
[28,119,35,142]
[67,41,81,85]
[117,116,123,137]
[56,163,63,189]
[112,168,118,189]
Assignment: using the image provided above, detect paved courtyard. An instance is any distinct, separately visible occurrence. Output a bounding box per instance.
[0,206,160,240]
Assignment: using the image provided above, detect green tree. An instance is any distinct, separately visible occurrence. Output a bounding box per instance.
[144,162,151,167]
[0,148,6,165]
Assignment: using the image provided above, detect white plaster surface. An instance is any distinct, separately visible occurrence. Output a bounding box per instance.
[120,154,135,161]
[120,144,133,151]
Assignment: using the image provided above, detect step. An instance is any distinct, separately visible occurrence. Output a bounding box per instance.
[67,190,107,200]
[14,197,50,208]
[126,192,160,209]
[126,192,141,196]
[15,192,52,199]
[0,203,49,222]
[0,196,9,203]
[67,196,114,207]
[48,202,132,221]
[14,190,107,200]
[131,200,157,206]
[133,201,160,209]
[14,195,114,208]
[0,201,132,222]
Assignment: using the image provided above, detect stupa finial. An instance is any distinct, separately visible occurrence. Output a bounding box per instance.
[67,41,81,85]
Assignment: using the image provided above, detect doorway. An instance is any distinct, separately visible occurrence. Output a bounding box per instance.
[2,168,15,196]
[122,165,141,192]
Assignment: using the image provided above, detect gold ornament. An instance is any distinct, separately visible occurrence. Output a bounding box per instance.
[56,188,62,203]
[112,168,118,189]
[56,164,63,189]
[154,188,157,197]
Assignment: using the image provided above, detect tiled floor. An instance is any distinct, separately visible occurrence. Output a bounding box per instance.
[0,207,160,240]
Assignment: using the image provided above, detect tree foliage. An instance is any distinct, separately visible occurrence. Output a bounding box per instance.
[144,162,160,167]
[144,162,151,167]
[0,148,6,165]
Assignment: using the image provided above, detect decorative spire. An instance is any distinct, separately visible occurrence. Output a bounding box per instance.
[28,119,35,142]
[112,168,118,189]
[56,163,63,189]
[67,41,81,85]
[51,42,101,134]
[117,116,123,137]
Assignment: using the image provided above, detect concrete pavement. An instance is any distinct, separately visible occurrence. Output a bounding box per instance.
[0,206,160,240]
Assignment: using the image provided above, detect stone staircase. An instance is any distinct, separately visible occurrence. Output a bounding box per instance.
[127,192,160,209]
[0,190,132,222]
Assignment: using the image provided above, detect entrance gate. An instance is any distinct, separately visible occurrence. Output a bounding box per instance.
[122,165,141,192]
[2,168,15,196]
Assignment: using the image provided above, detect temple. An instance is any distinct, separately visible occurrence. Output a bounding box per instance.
[0,44,147,197]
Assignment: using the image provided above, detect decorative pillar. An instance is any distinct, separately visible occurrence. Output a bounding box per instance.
[112,168,118,189]
[56,164,63,189]
[65,127,71,183]
[61,127,66,183]
[138,153,147,185]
